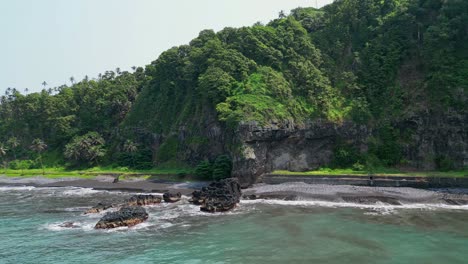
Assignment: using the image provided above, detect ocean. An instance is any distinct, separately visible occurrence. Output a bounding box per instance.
[1,186,467,264]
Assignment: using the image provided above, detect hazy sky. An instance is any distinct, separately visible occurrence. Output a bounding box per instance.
[0,0,334,94]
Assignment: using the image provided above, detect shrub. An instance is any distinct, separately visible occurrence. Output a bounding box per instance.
[9,160,35,170]
[212,155,232,180]
[331,144,361,168]
[194,160,213,180]
[435,156,454,171]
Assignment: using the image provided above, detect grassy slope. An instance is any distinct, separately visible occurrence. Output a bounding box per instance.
[0,166,193,179]
[271,168,468,178]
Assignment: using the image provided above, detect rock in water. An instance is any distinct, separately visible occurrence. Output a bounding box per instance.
[189,190,205,205]
[126,195,162,206]
[163,192,182,203]
[84,203,113,214]
[190,178,242,212]
[95,206,148,229]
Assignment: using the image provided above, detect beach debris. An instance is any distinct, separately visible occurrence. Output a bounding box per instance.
[125,194,162,206]
[84,202,114,214]
[95,206,148,229]
[163,192,182,203]
[190,178,242,212]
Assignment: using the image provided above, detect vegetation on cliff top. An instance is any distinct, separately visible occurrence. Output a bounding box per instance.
[0,0,466,172]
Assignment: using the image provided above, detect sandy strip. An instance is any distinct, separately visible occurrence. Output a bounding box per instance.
[0,176,206,195]
[243,182,468,205]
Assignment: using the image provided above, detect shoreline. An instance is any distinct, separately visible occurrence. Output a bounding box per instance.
[262,174,468,188]
[1,176,468,206]
[0,175,206,195]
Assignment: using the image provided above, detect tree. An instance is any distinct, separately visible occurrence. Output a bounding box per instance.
[0,143,7,173]
[30,139,47,175]
[279,10,286,18]
[42,81,47,89]
[194,160,213,180]
[70,76,75,85]
[212,155,232,181]
[64,132,106,166]
[123,140,138,167]
[7,137,20,160]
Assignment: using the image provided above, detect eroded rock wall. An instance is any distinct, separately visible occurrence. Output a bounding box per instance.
[232,120,369,187]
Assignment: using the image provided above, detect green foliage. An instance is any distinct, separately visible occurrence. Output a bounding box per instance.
[435,156,455,172]
[193,155,232,181]
[370,125,402,166]
[194,160,213,180]
[64,132,106,166]
[157,136,179,163]
[212,155,233,180]
[331,143,361,169]
[1,0,465,171]
[8,160,35,170]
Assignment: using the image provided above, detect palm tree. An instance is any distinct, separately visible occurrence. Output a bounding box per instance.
[123,140,138,167]
[0,144,7,173]
[7,137,20,160]
[30,139,47,175]
[42,81,48,89]
[70,76,75,85]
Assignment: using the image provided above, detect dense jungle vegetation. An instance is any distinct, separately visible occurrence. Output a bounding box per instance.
[0,0,466,177]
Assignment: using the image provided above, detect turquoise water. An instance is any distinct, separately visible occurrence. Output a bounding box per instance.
[1,186,467,264]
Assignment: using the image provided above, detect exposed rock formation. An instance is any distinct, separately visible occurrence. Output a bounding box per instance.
[232,120,369,187]
[163,192,182,203]
[59,222,79,228]
[126,195,162,206]
[84,203,113,214]
[190,178,242,212]
[95,206,148,229]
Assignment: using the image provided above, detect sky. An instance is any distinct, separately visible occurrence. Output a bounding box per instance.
[0,0,334,94]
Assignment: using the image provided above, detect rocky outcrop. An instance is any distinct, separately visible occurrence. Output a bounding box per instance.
[232,120,369,187]
[190,178,242,212]
[84,203,113,214]
[398,112,467,170]
[95,206,148,229]
[125,195,162,206]
[163,192,182,203]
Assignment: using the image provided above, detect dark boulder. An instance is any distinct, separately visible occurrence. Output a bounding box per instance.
[190,178,242,212]
[163,192,182,203]
[84,203,113,214]
[189,190,205,205]
[126,194,162,206]
[95,206,148,229]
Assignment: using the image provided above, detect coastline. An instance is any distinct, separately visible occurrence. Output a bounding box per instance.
[2,175,468,206]
[0,175,205,195]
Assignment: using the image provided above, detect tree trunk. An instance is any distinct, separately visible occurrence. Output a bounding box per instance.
[39,154,44,175]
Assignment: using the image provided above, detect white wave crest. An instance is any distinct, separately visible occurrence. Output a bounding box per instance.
[0,186,36,191]
[61,188,102,196]
[240,199,468,211]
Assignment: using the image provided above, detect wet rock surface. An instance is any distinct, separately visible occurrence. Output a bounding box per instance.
[84,203,113,214]
[95,206,148,229]
[163,192,182,203]
[126,195,162,206]
[190,178,242,212]
[59,222,79,228]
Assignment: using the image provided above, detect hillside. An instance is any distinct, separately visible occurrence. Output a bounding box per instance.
[0,0,466,186]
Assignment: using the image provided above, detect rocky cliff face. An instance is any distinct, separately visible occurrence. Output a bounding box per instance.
[231,120,369,187]
[230,113,466,187]
[398,111,467,170]
[148,107,465,188]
